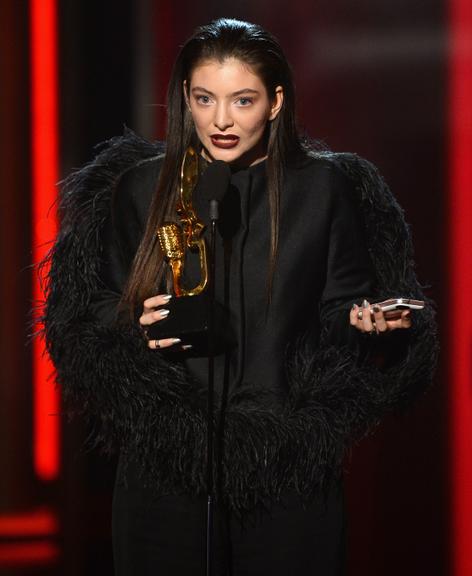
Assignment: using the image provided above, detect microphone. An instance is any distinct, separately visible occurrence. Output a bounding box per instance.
[197,160,231,221]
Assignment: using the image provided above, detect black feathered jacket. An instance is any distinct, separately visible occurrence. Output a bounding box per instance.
[42,130,437,512]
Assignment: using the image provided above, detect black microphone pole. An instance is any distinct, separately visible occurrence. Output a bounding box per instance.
[198,160,231,576]
[206,199,218,576]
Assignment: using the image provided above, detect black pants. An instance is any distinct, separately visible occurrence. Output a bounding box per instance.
[112,466,345,575]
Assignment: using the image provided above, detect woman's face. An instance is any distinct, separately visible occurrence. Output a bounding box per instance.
[185,58,283,167]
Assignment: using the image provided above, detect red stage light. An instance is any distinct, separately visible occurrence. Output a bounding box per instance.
[0,542,59,566]
[449,0,472,574]
[30,0,60,481]
[0,508,58,538]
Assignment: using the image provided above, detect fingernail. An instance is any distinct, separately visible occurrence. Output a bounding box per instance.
[182,344,193,350]
[172,338,181,344]
[159,309,170,318]
[362,299,369,308]
[162,294,172,301]
[351,303,357,310]
[373,305,381,313]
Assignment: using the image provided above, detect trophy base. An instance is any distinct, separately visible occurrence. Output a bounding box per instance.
[147,294,231,355]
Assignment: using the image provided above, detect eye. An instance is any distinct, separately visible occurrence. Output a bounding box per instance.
[236,97,253,106]
[195,95,212,105]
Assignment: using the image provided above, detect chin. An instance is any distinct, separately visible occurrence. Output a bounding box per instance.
[204,145,243,165]
[207,145,265,168]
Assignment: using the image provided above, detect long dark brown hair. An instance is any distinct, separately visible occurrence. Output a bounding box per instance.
[122,18,305,312]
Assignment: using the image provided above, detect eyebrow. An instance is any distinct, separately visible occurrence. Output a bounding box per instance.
[191,87,260,97]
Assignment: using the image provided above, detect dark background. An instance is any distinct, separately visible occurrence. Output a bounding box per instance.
[0,1,446,574]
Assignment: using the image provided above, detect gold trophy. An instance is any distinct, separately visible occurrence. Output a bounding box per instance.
[157,146,208,297]
[148,147,227,352]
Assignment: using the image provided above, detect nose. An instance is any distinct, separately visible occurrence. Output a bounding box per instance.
[213,102,234,131]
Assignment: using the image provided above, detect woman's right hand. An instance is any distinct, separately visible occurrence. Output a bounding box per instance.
[139,294,181,350]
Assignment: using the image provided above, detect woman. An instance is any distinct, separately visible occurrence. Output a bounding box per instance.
[43,18,437,575]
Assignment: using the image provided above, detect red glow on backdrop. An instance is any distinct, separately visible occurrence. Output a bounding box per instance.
[0,543,59,565]
[449,0,472,574]
[30,0,60,481]
[0,508,58,537]
[155,1,175,139]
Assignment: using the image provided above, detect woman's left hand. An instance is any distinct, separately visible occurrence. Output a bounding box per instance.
[350,300,412,335]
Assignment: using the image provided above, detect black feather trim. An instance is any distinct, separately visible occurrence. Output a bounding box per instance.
[40,130,438,511]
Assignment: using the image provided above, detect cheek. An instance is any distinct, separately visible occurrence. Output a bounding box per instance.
[190,107,209,130]
[191,113,203,129]
[244,112,269,138]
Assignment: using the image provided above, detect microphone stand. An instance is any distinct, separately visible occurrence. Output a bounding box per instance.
[206,200,218,576]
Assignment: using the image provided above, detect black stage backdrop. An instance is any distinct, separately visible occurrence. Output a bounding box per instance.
[0,1,446,574]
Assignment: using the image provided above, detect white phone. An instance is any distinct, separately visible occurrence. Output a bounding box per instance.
[357,298,424,320]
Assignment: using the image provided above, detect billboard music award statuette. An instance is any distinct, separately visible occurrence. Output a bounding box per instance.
[147,147,226,353]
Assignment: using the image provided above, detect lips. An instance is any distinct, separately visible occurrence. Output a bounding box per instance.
[210,134,240,149]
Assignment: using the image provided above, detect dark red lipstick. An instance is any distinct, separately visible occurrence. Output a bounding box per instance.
[210,134,239,149]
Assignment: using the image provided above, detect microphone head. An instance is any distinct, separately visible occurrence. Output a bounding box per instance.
[198,160,231,204]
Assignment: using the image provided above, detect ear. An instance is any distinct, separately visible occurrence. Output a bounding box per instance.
[183,80,191,111]
[269,86,284,121]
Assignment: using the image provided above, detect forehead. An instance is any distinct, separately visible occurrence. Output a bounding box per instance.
[189,58,264,92]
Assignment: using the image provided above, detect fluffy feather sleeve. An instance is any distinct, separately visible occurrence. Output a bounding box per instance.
[41,130,438,511]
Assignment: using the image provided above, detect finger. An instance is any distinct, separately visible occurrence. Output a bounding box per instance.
[385,310,412,331]
[350,304,360,326]
[142,294,172,313]
[139,308,170,326]
[147,337,181,350]
[361,299,375,333]
[400,309,412,328]
[372,305,388,333]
